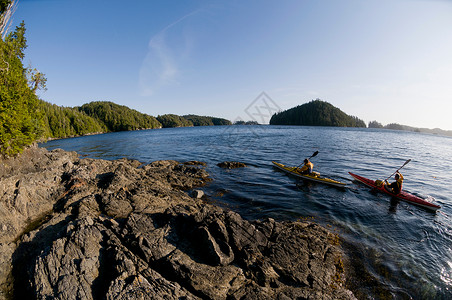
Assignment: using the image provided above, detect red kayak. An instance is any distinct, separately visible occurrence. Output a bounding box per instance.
[349,172,441,212]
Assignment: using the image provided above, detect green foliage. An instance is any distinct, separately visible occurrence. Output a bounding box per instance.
[0,22,43,157]
[26,66,47,93]
[79,101,161,132]
[183,114,231,126]
[157,114,193,128]
[39,101,107,138]
[384,123,406,131]
[4,20,26,59]
[270,99,366,128]
[234,120,259,125]
[368,120,383,128]
[183,114,213,126]
[0,0,11,14]
[211,117,232,126]
[381,123,452,136]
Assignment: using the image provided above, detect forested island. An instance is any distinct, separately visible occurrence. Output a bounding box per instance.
[234,120,259,125]
[270,99,366,127]
[183,114,232,126]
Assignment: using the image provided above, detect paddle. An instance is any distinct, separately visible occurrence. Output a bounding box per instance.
[292,151,319,171]
[377,159,411,187]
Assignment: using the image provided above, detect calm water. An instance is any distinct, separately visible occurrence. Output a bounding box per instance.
[40,126,452,299]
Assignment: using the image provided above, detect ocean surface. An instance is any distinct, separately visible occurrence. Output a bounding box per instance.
[40,125,452,299]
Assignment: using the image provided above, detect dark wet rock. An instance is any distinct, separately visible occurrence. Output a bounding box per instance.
[0,146,355,299]
[217,161,247,169]
[213,188,229,197]
[184,161,207,166]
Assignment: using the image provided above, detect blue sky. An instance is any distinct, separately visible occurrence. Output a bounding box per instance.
[11,0,452,129]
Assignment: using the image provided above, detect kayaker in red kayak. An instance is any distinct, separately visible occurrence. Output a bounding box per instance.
[384,171,404,194]
[298,159,314,175]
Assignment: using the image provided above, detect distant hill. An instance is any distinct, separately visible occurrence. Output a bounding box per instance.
[79,101,161,132]
[368,120,452,137]
[40,101,107,139]
[40,101,232,140]
[270,99,366,127]
[182,114,231,126]
[156,114,232,128]
[233,120,259,125]
[157,114,193,128]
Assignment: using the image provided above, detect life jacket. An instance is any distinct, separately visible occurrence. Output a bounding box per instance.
[395,173,403,192]
[300,161,314,174]
[390,173,404,194]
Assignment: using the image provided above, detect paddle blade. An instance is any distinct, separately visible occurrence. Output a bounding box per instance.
[310,151,319,158]
[384,158,412,181]
[403,159,411,166]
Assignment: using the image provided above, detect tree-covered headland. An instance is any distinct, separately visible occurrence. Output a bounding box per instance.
[183,114,231,126]
[156,114,193,128]
[40,102,107,138]
[153,114,230,128]
[79,101,161,132]
[40,101,232,138]
[270,99,366,127]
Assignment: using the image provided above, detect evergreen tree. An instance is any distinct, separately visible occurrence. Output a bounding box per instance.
[385,123,405,130]
[368,120,383,128]
[39,101,107,139]
[211,117,231,126]
[157,114,193,128]
[182,114,231,126]
[0,22,44,157]
[79,101,161,132]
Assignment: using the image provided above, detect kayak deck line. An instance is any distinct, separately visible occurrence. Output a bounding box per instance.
[349,172,441,212]
[272,161,347,188]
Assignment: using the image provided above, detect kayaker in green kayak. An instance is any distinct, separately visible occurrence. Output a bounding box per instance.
[384,171,404,194]
[298,159,314,175]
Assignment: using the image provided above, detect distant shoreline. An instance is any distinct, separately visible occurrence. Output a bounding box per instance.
[39,124,452,147]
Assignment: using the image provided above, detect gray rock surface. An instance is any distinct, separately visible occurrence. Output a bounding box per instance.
[0,146,355,299]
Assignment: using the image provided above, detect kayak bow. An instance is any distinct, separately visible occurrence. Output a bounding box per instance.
[272,161,347,188]
[349,172,441,212]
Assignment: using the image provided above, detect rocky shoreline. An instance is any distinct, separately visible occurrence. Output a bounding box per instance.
[0,146,356,299]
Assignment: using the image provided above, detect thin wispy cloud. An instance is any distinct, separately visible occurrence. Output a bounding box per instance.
[139,9,201,96]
